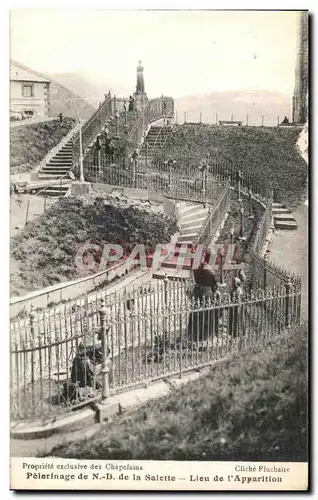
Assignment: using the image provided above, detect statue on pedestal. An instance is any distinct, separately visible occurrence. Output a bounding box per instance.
[136,60,145,93]
[133,60,148,112]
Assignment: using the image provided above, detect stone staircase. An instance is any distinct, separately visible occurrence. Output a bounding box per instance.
[156,202,210,277]
[35,139,74,196]
[139,124,172,164]
[273,202,298,230]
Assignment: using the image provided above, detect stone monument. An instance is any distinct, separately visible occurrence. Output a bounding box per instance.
[133,60,148,112]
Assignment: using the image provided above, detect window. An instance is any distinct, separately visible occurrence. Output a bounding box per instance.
[22,84,33,97]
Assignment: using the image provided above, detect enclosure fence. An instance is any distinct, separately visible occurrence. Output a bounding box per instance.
[10,278,301,421]
[11,130,304,423]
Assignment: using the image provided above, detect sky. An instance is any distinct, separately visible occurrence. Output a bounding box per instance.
[10,10,299,98]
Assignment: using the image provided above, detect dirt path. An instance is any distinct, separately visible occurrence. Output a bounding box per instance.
[10,194,56,238]
[268,202,308,321]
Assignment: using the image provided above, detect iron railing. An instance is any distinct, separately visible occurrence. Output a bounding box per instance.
[72,93,114,167]
[127,97,174,148]
[10,279,301,421]
[82,160,226,205]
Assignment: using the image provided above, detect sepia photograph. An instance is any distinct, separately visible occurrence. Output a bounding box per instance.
[8,7,309,491]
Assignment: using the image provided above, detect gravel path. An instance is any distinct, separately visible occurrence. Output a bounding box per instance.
[268,202,308,321]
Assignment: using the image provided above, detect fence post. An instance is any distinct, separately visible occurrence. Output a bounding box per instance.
[239,203,245,239]
[44,196,47,212]
[202,168,207,207]
[219,247,225,284]
[99,297,110,400]
[29,304,36,413]
[25,198,30,226]
[284,278,291,328]
[248,188,253,217]
[263,253,268,289]
[164,275,169,335]
[230,225,234,245]
[237,169,243,201]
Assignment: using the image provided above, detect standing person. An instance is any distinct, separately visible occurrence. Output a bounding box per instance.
[58,112,63,123]
[128,95,134,112]
[187,249,219,342]
[228,277,244,338]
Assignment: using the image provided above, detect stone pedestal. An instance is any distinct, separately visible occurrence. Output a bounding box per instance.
[133,91,148,112]
[69,181,91,200]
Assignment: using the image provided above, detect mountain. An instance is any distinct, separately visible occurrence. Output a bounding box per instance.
[10,60,96,119]
[174,91,292,127]
[50,73,132,108]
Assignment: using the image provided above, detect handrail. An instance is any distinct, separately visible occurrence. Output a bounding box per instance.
[33,168,74,198]
[128,96,174,148]
[72,93,114,166]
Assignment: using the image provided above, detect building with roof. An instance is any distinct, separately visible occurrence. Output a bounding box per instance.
[10,61,51,118]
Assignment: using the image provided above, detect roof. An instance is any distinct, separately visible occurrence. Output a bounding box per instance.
[10,62,51,83]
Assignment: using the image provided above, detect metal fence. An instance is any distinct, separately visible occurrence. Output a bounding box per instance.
[72,93,114,166]
[128,97,174,147]
[82,160,227,205]
[10,278,301,421]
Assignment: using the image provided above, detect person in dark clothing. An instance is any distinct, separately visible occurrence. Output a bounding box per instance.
[128,95,134,112]
[58,112,63,123]
[71,343,97,389]
[187,250,219,341]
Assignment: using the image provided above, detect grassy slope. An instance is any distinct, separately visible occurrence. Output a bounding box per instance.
[10,118,76,175]
[163,125,307,209]
[46,325,308,462]
[10,197,177,296]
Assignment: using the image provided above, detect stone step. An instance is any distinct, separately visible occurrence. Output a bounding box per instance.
[42,166,71,171]
[161,256,193,270]
[181,216,207,230]
[47,161,73,167]
[272,202,285,208]
[153,268,191,280]
[272,207,290,215]
[178,203,204,216]
[180,209,209,223]
[38,173,70,180]
[274,214,296,221]
[176,233,198,243]
[274,220,298,230]
[54,153,73,158]
[39,171,70,177]
[181,224,204,235]
[46,165,72,171]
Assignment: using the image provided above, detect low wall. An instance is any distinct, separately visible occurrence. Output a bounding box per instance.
[10,186,180,317]
[10,259,136,318]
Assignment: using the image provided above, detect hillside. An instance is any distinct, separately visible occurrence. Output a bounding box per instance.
[50,72,132,108]
[10,61,96,119]
[158,124,307,208]
[45,324,308,462]
[175,90,292,127]
[10,196,177,296]
[10,117,76,175]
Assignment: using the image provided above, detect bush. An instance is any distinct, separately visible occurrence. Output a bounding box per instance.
[11,197,177,295]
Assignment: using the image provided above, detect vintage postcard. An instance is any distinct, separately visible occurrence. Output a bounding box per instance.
[9,9,309,491]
